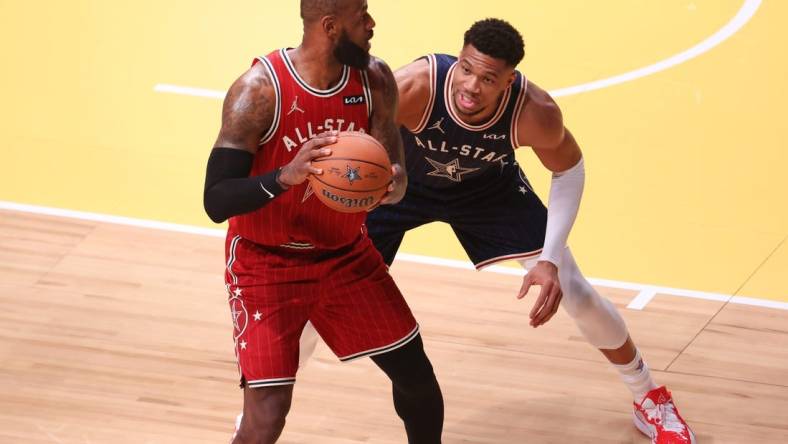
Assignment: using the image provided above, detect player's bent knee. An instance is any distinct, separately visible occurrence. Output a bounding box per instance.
[547,250,630,349]
[560,279,603,318]
[239,385,293,440]
[560,284,593,316]
[553,250,601,315]
[371,334,439,390]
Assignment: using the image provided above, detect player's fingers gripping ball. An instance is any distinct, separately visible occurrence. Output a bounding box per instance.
[308,131,392,213]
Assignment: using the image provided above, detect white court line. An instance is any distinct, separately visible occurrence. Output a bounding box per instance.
[2,200,786,311]
[396,253,744,310]
[730,296,788,310]
[550,0,762,97]
[0,201,225,238]
[153,0,762,100]
[153,83,225,100]
[626,289,659,310]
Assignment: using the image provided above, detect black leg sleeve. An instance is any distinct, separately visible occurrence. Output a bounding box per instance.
[371,334,444,444]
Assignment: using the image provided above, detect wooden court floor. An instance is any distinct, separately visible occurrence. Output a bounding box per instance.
[1,209,786,443]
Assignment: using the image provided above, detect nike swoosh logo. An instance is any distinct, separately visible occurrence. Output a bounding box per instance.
[260,183,274,198]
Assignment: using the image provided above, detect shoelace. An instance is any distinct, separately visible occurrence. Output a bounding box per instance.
[645,400,686,434]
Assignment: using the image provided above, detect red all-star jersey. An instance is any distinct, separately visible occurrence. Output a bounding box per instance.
[229,48,374,249]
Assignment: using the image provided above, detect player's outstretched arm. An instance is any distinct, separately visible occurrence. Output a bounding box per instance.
[516,81,584,327]
[367,56,407,205]
[203,64,336,223]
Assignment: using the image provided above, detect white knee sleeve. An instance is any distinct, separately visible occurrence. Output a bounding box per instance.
[521,249,629,349]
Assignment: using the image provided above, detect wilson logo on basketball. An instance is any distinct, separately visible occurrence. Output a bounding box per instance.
[343,95,365,105]
[320,189,375,208]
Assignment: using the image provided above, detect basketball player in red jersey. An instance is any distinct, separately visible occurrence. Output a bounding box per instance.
[202,1,443,442]
[363,19,695,443]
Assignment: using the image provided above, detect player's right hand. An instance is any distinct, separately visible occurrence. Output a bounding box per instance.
[277,131,338,188]
[518,260,563,328]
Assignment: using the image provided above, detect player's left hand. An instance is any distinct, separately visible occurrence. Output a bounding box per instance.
[517,260,563,328]
[379,163,407,205]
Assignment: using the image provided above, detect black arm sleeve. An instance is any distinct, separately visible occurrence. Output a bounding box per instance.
[203,147,287,223]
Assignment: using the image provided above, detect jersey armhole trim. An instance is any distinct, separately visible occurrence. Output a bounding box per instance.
[361,69,373,119]
[510,75,528,149]
[257,56,281,146]
[409,54,437,134]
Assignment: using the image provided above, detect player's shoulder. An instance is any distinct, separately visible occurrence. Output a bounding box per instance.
[365,57,401,111]
[226,61,276,107]
[217,61,277,141]
[394,56,430,83]
[393,57,431,98]
[518,80,565,147]
[365,56,396,88]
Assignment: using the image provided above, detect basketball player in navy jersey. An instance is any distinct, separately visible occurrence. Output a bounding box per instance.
[363,19,695,444]
[202,1,442,442]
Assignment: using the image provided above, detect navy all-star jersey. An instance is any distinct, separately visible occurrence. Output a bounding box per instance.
[366,53,549,269]
[401,53,529,197]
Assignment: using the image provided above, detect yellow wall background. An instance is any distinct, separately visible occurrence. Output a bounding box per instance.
[0,0,785,301]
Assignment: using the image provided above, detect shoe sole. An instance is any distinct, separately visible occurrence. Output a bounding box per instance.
[632,411,697,444]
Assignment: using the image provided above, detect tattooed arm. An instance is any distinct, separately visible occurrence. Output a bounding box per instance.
[366,56,407,205]
[213,62,276,152]
[203,62,336,223]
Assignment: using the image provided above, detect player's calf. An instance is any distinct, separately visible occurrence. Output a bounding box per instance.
[232,385,293,444]
[371,334,444,444]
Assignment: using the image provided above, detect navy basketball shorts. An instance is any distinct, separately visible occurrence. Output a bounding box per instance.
[224,230,419,388]
[367,167,547,269]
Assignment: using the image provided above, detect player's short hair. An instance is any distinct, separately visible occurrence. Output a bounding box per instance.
[463,18,525,67]
[300,0,344,23]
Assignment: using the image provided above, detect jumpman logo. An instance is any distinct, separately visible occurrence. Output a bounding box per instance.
[428,117,445,134]
[287,96,305,115]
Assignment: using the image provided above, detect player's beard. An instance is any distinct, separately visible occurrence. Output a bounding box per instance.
[333,30,370,69]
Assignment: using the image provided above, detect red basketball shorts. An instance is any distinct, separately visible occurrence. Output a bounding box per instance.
[224,231,418,388]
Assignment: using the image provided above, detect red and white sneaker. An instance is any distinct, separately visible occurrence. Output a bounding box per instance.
[633,386,696,443]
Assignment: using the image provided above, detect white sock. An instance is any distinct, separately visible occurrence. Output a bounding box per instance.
[613,349,658,403]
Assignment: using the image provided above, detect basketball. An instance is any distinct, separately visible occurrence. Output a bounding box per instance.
[308,131,392,213]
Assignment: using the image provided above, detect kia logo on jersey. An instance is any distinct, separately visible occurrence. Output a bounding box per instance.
[343,95,365,105]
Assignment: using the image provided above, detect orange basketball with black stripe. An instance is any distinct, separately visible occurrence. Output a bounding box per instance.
[308,131,392,213]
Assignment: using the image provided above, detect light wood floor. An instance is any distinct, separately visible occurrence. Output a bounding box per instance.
[1,209,786,443]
